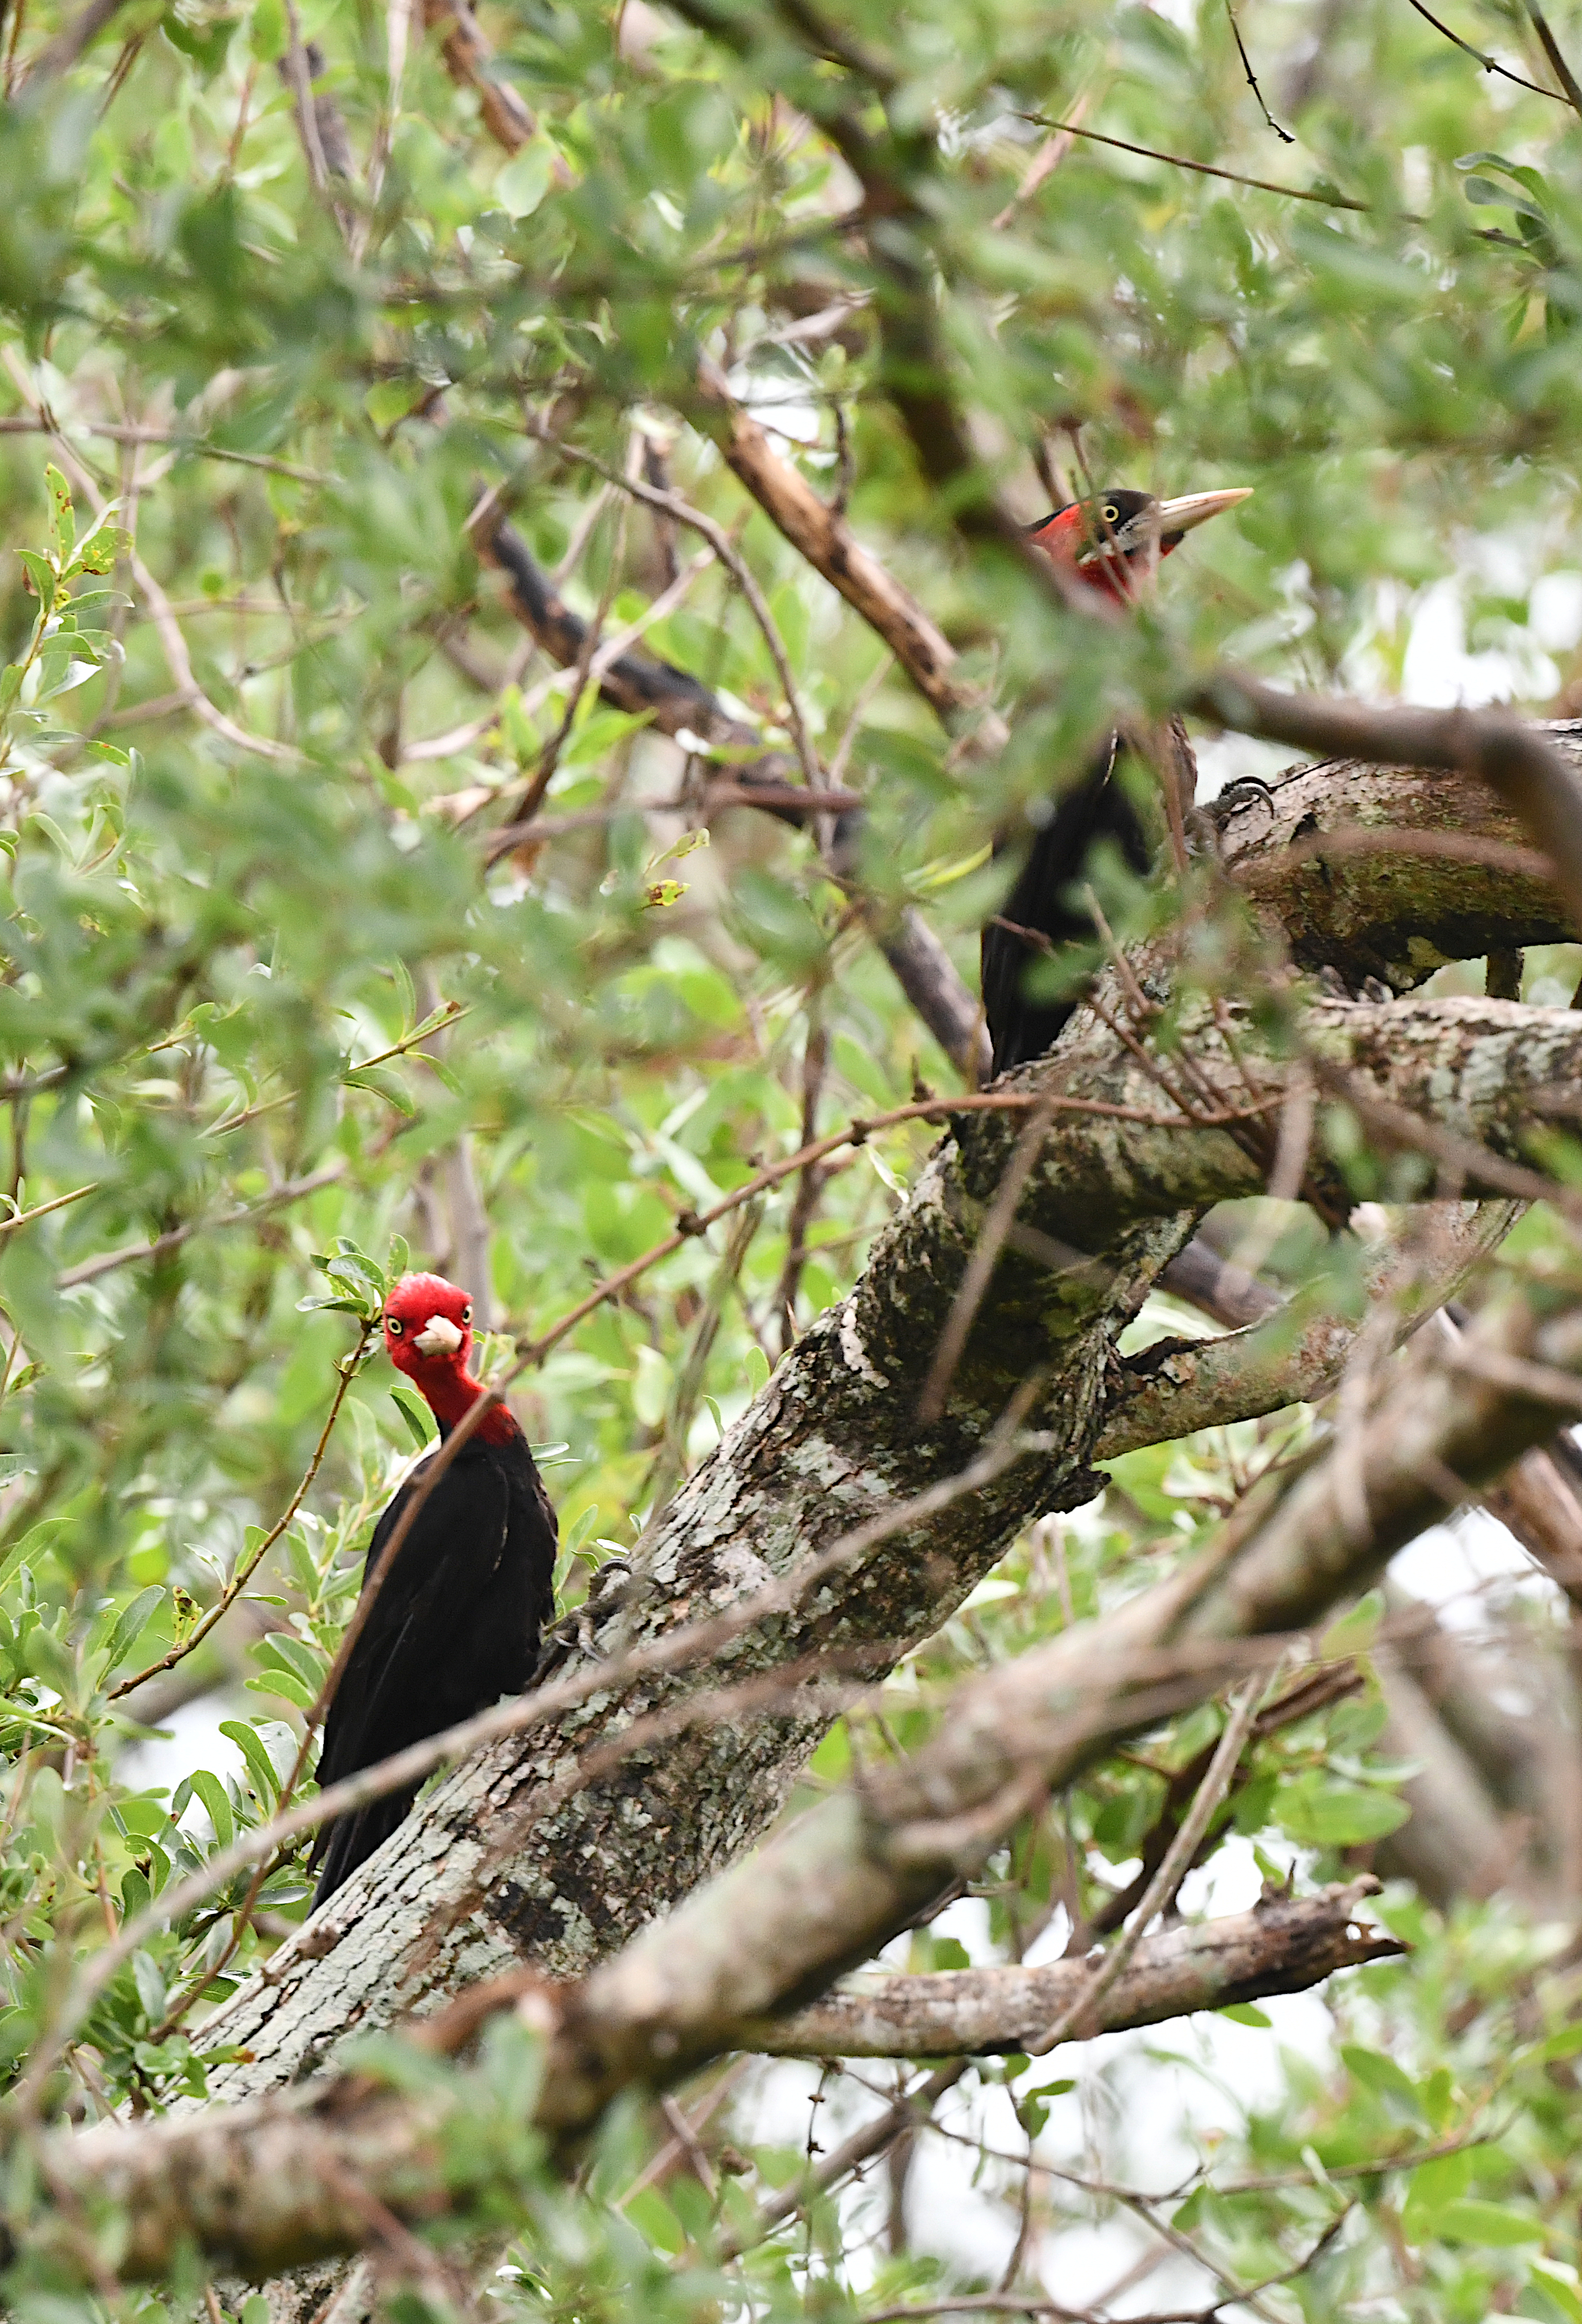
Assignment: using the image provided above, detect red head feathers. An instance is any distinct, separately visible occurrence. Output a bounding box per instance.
[382,1272,519,1443]
[1026,486,1251,604]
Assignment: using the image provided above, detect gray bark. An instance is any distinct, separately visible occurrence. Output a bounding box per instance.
[201,961,1580,2108]
[40,1887,1395,2283]
[731,1879,1400,2055]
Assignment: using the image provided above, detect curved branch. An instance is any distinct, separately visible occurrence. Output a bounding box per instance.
[1096,1198,1522,1457]
[188,981,1559,2109]
[1214,748,1575,985]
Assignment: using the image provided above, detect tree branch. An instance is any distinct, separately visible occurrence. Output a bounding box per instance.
[478,514,992,1078]
[730,1879,1399,2055]
[1096,1198,1521,1457]
[1213,748,1575,985]
[188,978,1563,2113]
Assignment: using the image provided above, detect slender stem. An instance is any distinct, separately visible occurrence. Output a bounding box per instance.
[108,1327,377,1702]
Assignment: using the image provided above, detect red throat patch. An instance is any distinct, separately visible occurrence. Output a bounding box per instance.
[381,1272,520,1444]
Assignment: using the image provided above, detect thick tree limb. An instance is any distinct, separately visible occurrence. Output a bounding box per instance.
[1097,1199,1521,1456]
[1197,675,1582,934]
[191,982,1560,2117]
[1213,747,1575,984]
[729,1879,1400,2054]
[40,1285,1573,2274]
[524,1297,1582,2133]
[37,1888,1394,2282]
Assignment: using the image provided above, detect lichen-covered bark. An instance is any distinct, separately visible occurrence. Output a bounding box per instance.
[732,1879,1399,2054]
[1096,1199,1523,1457]
[1214,734,1577,985]
[201,1198,1190,2103]
[197,971,1573,2111]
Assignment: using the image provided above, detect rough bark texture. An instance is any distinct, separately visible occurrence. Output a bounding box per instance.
[1212,731,1578,984]
[67,1291,1577,2298]
[39,1890,1395,2283]
[1097,1200,1522,1457]
[1208,743,1570,981]
[201,976,1576,2110]
[732,1879,1400,2055]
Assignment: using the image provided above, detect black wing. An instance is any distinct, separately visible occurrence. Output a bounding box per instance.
[981,733,1151,1075]
[309,1440,554,1903]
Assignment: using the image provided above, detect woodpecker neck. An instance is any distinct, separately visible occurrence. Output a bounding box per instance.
[407,1359,521,1446]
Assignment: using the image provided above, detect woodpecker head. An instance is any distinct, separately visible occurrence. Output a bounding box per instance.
[383,1271,474,1381]
[1027,486,1251,604]
[381,1271,519,1443]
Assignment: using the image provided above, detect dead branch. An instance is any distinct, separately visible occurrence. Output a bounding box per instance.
[729,1880,1398,2055]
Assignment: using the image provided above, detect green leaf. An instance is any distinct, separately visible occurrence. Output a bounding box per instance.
[495,142,557,219]
[219,1719,282,1807]
[631,1343,672,1429]
[1531,2267,1582,2324]
[1218,2002,1273,2027]
[186,1768,235,1850]
[97,1585,165,1678]
[1432,2197,1542,2246]
[342,1065,416,1115]
[1403,2146,1476,2237]
[1278,1774,1409,1846]
[390,1387,434,1450]
[131,1950,166,2024]
[43,465,74,562]
[249,0,286,57]
[1341,2043,1421,2111]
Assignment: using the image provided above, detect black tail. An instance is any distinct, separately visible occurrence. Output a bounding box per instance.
[981,735,1151,1076]
[309,1784,418,1908]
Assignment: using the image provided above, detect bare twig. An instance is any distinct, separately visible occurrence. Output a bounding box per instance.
[107,1327,377,1700]
[1225,0,1295,139]
[1402,0,1568,98]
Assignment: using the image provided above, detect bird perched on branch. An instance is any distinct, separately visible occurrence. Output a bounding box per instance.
[982,486,1251,1077]
[309,1273,557,1905]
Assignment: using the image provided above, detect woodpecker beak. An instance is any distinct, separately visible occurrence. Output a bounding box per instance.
[411,1314,465,1356]
[1155,487,1253,538]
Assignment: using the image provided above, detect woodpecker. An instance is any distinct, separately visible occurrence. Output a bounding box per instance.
[982,486,1251,1076]
[309,1273,557,1905]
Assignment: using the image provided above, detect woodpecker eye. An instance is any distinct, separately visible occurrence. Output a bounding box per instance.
[1102,504,1120,524]
[460,1303,472,1325]
[386,1316,404,1337]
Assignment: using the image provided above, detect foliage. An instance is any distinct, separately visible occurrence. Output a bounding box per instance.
[0,0,1579,2313]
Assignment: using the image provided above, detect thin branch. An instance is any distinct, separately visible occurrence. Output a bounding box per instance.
[1401,0,1567,99]
[16,0,127,81]
[1018,113,1392,212]
[693,358,990,736]
[525,425,825,789]
[419,0,573,174]
[1027,1676,1264,2053]
[1524,0,1582,113]
[107,1326,376,1700]
[722,2062,970,2259]
[54,1161,347,1290]
[1225,0,1295,139]
[0,1181,97,1242]
[0,421,330,484]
